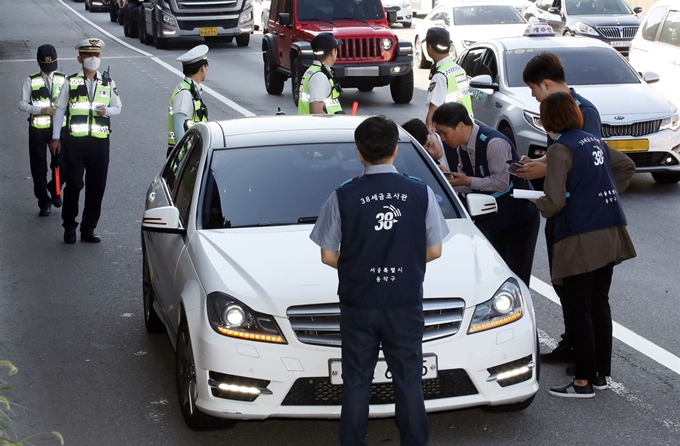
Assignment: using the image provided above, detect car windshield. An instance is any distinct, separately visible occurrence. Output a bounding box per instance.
[504,47,640,87]
[565,0,633,15]
[453,5,525,25]
[297,0,385,22]
[200,142,461,229]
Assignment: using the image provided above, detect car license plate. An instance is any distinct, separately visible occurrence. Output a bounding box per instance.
[328,354,438,385]
[346,66,379,77]
[610,40,631,48]
[200,27,218,37]
[605,139,649,152]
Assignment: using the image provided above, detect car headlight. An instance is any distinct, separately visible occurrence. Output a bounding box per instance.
[207,292,287,344]
[468,279,524,334]
[660,111,680,132]
[240,10,253,23]
[381,38,393,51]
[161,12,177,27]
[523,110,545,133]
[574,21,598,36]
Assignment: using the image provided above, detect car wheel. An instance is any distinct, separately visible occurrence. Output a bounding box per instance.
[128,6,139,37]
[142,248,165,334]
[264,51,285,95]
[390,70,414,104]
[291,57,304,106]
[123,5,132,37]
[499,124,516,147]
[236,33,250,47]
[357,85,374,92]
[414,37,430,69]
[109,5,118,22]
[138,8,147,44]
[651,172,680,184]
[175,317,221,430]
[402,22,412,29]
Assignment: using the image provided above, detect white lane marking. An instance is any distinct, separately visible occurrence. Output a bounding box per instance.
[531,276,680,376]
[57,0,680,379]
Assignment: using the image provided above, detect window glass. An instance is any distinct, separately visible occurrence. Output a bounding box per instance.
[163,132,199,196]
[566,0,632,15]
[297,0,384,21]
[452,5,524,26]
[460,48,487,76]
[201,142,461,229]
[641,5,668,41]
[504,47,640,87]
[175,142,203,226]
[659,10,680,47]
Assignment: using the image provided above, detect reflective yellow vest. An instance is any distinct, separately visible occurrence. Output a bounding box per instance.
[168,80,208,146]
[29,72,66,129]
[298,64,343,115]
[67,74,111,139]
[436,59,474,118]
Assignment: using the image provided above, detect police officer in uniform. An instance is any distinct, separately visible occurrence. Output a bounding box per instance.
[298,33,343,115]
[425,27,473,128]
[168,45,209,157]
[49,38,122,244]
[19,44,66,216]
[433,102,540,286]
[310,116,449,446]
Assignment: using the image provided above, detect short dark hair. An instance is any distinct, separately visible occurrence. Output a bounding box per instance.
[432,102,473,129]
[401,118,429,145]
[183,60,207,76]
[522,52,566,85]
[540,92,584,134]
[355,116,399,164]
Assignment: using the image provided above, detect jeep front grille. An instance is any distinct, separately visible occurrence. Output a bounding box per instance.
[596,26,638,38]
[287,298,466,347]
[337,37,389,62]
[601,119,661,138]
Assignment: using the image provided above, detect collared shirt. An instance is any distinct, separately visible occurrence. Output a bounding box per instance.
[426,56,453,107]
[433,132,451,170]
[454,124,511,194]
[307,61,333,103]
[19,71,55,115]
[173,77,202,118]
[310,164,450,251]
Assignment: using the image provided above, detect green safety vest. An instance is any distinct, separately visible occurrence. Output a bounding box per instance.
[67,74,112,139]
[298,64,343,115]
[29,72,66,129]
[168,80,208,146]
[436,59,474,118]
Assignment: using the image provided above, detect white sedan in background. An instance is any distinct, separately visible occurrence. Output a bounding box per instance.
[414,0,527,68]
[141,115,539,429]
[253,0,271,32]
[382,0,414,28]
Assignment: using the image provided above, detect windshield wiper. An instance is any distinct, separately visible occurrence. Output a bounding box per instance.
[303,17,336,25]
[298,216,318,224]
[334,16,369,25]
[250,217,318,227]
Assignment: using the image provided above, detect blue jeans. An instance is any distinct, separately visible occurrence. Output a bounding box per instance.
[339,304,429,446]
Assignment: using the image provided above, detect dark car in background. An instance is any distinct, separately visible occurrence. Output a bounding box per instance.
[524,0,642,56]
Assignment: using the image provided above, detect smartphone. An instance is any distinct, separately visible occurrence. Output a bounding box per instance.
[443,171,456,179]
[506,161,525,176]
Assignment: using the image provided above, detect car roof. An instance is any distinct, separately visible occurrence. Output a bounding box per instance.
[440,0,523,7]
[487,35,614,51]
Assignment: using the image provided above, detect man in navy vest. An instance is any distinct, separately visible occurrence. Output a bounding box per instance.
[432,102,540,287]
[310,116,449,446]
[402,118,459,171]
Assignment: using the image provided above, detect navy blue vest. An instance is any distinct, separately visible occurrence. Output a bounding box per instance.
[336,173,429,309]
[548,89,602,145]
[552,129,627,243]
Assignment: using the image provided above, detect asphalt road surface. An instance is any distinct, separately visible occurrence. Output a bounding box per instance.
[0,1,678,445]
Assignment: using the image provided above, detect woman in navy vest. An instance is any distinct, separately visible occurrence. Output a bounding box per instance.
[535,92,636,398]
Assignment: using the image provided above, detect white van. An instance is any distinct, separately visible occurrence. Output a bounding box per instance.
[629,0,680,107]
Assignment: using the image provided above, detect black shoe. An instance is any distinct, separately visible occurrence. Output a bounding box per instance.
[39,208,51,217]
[81,232,101,243]
[593,376,608,390]
[540,342,574,363]
[52,195,62,208]
[566,363,575,376]
[549,381,595,398]
[64,228,76,244]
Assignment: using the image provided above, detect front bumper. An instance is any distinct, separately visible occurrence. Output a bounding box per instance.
[157,7,253,38]
[186,299,538,420]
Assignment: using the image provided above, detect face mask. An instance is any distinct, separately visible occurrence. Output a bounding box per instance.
[83,57,101,71]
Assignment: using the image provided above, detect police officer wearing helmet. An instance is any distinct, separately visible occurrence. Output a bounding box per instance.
[168,45,209,157]
[425,27,473,128]
[19,44,66,216]
[298,33,344,115]
[49,38,122,244]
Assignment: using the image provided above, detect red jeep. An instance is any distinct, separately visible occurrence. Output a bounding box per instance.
[262,0,414,106]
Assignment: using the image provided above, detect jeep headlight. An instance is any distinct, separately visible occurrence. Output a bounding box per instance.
[574,21,598,36]
[468,279,523,334]
[161,12,177,27]
[523,110,545,133]
[660,111,680,132]
[381,38,393,51]
[207,292,287,344]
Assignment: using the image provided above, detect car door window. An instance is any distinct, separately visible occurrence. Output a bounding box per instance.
[659,10,680,47]
[163,132,199,199]
[460,48,487,76]
[642,6,669,41]
[174,141,203,227]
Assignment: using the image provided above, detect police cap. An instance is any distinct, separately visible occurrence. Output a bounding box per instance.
[37,44,58,72]
[312,33,342,56]
[75,38,105,54]
[425,27,451,53]
[177,45,210,66]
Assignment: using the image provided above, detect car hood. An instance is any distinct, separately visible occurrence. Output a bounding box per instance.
[452,24,528,43]
[510,84,675,123]
[302,23,394,38]
[567,14,640,27]
[190,221,513,317]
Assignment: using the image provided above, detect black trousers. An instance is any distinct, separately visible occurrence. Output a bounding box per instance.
[545,219,571,347]
[560,263,615,382]
[62,136,110,233]
[28,126,63,209]
[339,305,429,446]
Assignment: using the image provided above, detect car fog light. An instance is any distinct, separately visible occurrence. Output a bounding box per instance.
[224,305,246,326]
[496,366,531,382]
[392,66,402,74]
[218,383,261,395]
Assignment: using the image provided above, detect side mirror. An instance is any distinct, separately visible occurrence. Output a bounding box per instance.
[387,10,397,24]
[633,6,643,14]
[469,74,499,92]
[433,20,446,27]
[548,6,560,14]
[528,16,538,24]
[142,206,184,233]
[641,71,660,84]
[278,12,291,27]
[466,194,498,220]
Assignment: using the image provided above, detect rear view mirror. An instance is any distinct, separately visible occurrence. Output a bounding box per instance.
[469,74,499,92]
[633,6,643,14]
[278,12,291,27]
[466,194,498,220]
[142,206,184,233]
[640,71,660,84]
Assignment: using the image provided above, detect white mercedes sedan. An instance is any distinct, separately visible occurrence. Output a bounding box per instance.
[141,115,539,429]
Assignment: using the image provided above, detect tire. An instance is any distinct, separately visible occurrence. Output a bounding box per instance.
[357,86,374,92]
[499,124,516,147]
[264,51,285,95]
[142,248,165,334]
[414,36,430,69]
[118,6,124,25]
[153,17,167,49]
[123,5,132,37]
[128,6,139,37]
[291,57,304,106]
[109,5,118,22]
[390,70,414,104]
[176,318,221,430]
[402,22,412,28]
[236,33,250,47]
[652,171,680,183]
[138,8,147,44]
